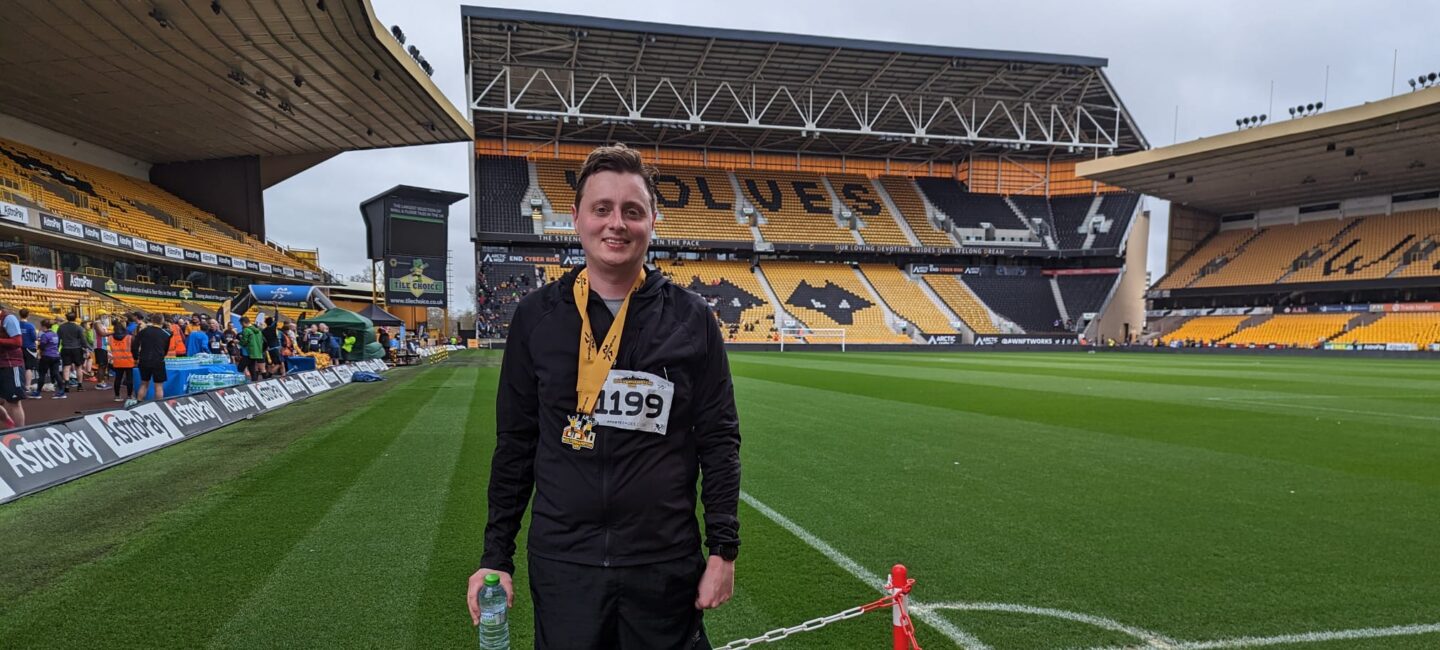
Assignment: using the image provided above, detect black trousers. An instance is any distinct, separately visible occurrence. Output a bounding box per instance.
[528,554,710,650]
[112,367,134,398]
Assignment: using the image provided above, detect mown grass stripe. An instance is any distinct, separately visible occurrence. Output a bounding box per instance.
[0,370,412,605]
[0,365,457,649]
[408,358,518,648]
[208,368,479,648]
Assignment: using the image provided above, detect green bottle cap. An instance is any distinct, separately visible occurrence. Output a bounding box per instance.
[484,573,500,585]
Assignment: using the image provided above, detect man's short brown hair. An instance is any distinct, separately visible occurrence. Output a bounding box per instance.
[573,143,658,212]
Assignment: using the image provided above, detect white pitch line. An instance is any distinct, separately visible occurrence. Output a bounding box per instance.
[913,602,1176,649]
[1169,622,1440,649]
[739,491,992,650]
[1204,397,1440,422]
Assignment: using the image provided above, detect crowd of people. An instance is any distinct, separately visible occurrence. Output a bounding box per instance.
[0,306,385,430]
[474,263,541,339]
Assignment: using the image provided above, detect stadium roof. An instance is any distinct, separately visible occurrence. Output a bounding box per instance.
[1077,86,1440,215]
[0,0,472,164]
[462,6,1147,161]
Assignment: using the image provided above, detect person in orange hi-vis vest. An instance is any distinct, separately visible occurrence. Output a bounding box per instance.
[167,317,186,357]
[107,326,137,403]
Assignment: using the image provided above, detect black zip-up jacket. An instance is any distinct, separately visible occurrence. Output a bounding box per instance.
[482,265,741,574]
[131,324,171,366]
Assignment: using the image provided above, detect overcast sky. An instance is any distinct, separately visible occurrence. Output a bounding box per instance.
[263,0,1440,309]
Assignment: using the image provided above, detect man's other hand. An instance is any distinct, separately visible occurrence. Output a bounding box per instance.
[467,568,514,625]
[694,555,734,610]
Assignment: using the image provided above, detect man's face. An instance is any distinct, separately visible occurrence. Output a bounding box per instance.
[572,170,655,273]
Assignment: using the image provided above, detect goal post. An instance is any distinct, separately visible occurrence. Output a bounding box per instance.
[779,327,846,351]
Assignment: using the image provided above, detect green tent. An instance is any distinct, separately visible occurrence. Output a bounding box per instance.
[300,308,377,361]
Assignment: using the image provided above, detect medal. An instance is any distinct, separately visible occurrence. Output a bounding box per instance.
[561,413,597,450]
[565,267,644,451]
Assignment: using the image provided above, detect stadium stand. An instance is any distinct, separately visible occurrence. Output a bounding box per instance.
[1221,313,1353,347]
[0,284,132,320]
[858,264,955,334]
[474,155,532,234]
[827,175,911,246]
[913,178,1028,230]
[878,177,955,247]
[1092,193,1140,250]
[1155,229,1258,290]
[1055,274,1118,322]
[962,273,1064,332]
[1285,210,1440,283]
[1154,212,1440,290]
[1049,195,1096,250]
[761,261,907,342]
[1158,315,1250,345]
[1189,220,1349,288]
[1331,312,1440,348]
[0,138,319,272]
[533,160,579,233]
[921,275,1000,334]
[651,167,754,242]
[737,171,856,244]
[1007,195,1052,239]
[657,259,774,342]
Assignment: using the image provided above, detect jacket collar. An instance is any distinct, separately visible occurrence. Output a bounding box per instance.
[559,264,668,304]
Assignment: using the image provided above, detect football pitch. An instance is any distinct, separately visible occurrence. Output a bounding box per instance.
[2,350,1439,649]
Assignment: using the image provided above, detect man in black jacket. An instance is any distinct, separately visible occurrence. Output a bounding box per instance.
[131,313,172,401]
[468,144,741,649]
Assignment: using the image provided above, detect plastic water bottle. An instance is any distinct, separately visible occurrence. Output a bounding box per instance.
[477,574,509,649]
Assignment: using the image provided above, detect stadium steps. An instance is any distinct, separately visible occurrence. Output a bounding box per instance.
[815,176,860,242]
[1232,312,1273,335]
[1143,314,1193,341]
[1080,196,1103,250]
[1183,228,1267,289]
[1337,312,1385,338]
[1048,276,1071,324]
[751,264,800,330]
[525,161,553,223]
[1004,196,1048,244]
[907,179,963,247]
[911,270,973,340]
[868,179,923,246]
[849,266,912,339]
[1274,217,1367,283]
[921,274,1004,334]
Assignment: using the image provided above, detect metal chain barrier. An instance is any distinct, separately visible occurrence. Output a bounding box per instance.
[715,564,922,650]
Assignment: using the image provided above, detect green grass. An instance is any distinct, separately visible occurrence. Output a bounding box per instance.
[2,351,1439,648]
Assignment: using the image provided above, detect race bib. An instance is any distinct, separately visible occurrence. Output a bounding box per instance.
[591,370,674,435]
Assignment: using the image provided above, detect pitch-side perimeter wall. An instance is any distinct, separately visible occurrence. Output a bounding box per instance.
[0,349,463,505]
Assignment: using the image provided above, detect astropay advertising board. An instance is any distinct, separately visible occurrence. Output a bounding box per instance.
[0,353,406,504]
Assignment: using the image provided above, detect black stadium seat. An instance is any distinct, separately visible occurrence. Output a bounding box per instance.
[475,155,532,234]
[963,273,1062,332]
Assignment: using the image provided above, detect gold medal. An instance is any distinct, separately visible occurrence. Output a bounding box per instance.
[561,413,597,450]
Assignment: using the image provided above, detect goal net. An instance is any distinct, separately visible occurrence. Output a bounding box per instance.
[779,327,846,351]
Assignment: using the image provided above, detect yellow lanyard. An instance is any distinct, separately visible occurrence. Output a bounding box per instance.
[573,267,645,415]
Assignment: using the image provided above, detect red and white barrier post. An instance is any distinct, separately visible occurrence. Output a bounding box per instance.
[887,564,918,650]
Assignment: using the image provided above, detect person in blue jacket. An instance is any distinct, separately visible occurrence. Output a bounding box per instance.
[186,317,212,356]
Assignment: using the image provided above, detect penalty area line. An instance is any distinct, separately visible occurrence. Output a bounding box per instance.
[739,491,992,650]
